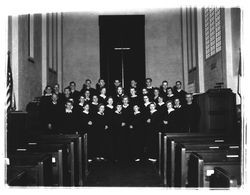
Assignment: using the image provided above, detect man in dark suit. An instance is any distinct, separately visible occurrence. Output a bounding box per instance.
[69,81,80,104]
[173,81,187,105]
[182,93,201,132]
[159,80,168,101]
[145,78,154,100]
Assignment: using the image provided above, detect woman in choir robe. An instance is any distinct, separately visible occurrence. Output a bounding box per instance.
[141,95,151,121]
[75,95,85,115]
[78,103,93,134]
[145,102,160,162]
[156,96,166,132]
[121,96,132,161]
[90,95,99,115]
[114,86,124,105]
[59,100,78,134]
[165,87,176,103]
[173,98,186,132]
[92,104,109,160]
[98,87,108,105]
[129,87,140,107]
[105,97,115,160]
[47,93,62,134]
[78,103,94,160]
[163,101,176,133]
[129,105,145,162]
[152,87,160,104]
[141,88,150,102]
[83,90,91,105]
[112,104,126,162]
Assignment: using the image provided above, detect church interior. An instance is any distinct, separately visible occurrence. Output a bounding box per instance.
[5,7,244,188]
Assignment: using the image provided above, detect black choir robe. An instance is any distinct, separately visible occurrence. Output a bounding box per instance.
[163,109,177,133]
[112,111,127,161]
[159,88,168,101]
[156,103,167,132]
[98,95,107,105]
[78,111,93,134]
[145,110,161,159]
[174,106,186,132]
[182,103,201,132]
[59,109,78,134]
[173,89,187,106]
[92,112,110,158]
[129,95,140,107]
[70,90,81,104]
[47,101,63,133]
[129,111,145,160]
[90,102,98,115]
[39,95,52,131]
[165,94,176,103]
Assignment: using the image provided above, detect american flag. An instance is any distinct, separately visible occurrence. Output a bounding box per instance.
[6,51,16,112]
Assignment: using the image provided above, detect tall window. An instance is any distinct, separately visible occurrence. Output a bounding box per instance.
[204,8,222,59]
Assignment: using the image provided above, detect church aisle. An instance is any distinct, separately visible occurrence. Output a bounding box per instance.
[85,160,163,187]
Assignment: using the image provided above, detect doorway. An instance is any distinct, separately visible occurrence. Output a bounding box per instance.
[99,15,145,91]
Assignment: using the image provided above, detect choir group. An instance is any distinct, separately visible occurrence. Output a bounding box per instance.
[39,78,200,163]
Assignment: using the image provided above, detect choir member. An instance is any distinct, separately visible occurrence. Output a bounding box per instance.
[39,85,53,130]
[80,79,96,97]
[53,83,63,102]
[145,102,160,162]
[157,96,166,114]
[110,79,122,97]
[129,105,145,162]
[98,87,108,105]
[173,81,187,105]
[145,78,154,100]
[173,98,186,132]
[114,86,124,105]
[129,87,140,107]
[106,97,115,137]
[69,81,81,104]
[95,78,106,94]
[159,80,168,101]
[78,103,93,134]
[61,87,71,105]
[182,93,201,132]
[75,95,85,114]
[90,95,99,115]
[141,87,150,102]
[152,87,160,104]
[83,90,91,104]
[165,87,175,103]
[126,79,138,95]
[163,101,176,133]
[112,104,126,162]
[46,93,62,133]
[141,95,151,118]
[92,104,109,160]
[59,100,78,134]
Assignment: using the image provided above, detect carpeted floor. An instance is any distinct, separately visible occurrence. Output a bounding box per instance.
[85,160,163,187]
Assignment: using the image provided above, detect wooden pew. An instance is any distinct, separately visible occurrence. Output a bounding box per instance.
[7,153,52,186]
[161,133,227,186]
[25,137,76,186]
[175,142,240,187]
[210,167,238,188]
[7,167,28,186]
[187,151,241,187]
[14,143,69,186]
[36,134,83,186]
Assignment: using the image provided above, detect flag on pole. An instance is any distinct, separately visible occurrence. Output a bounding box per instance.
[237,48,242,100]
[6,51,16,112]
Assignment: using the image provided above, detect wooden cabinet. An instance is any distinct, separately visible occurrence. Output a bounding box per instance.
[195,89,237,135]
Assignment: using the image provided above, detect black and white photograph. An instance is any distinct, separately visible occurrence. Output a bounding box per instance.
[0,0,249,193]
